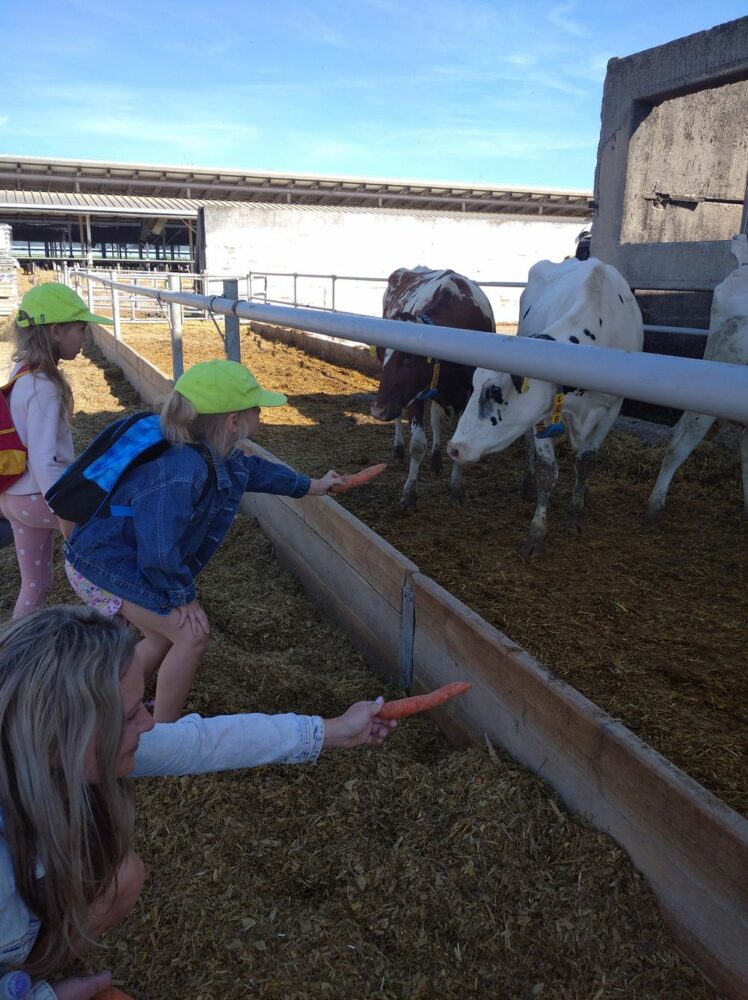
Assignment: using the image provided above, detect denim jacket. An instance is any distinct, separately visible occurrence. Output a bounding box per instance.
[65,441,310,614]
[0,711,324,997]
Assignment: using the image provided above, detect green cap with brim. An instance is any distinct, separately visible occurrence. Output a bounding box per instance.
[174,359,287,414]
[16,282,114,327]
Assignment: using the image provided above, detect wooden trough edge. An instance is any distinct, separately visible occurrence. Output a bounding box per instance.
[239,438,748,1000]
[91,323,748,999]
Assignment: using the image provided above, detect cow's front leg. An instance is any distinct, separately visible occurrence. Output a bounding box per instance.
[568,398,622,534]
[520,428,537,500]
[741,426,748,519]
[448,461,463,505]
[430,402,444,475]
[519,438,558,559]
[393,413,406,462]
[399,404,426,512]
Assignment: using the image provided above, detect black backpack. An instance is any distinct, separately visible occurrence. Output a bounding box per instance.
[46,411,171,524]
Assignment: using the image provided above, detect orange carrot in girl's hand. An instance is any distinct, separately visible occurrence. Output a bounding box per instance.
[376,681,472,720]
[330,462,387,495]
[92,988,134,1000]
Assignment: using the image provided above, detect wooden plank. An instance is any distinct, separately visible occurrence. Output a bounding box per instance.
[242,491,403,682]
[238,440,417,611]
[412,573,748,1000]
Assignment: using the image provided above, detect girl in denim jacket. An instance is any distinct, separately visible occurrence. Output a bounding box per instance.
[65,360,345,723]
[0,606,394,999]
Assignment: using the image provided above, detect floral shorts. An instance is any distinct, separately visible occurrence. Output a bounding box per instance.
[64,561,123,617]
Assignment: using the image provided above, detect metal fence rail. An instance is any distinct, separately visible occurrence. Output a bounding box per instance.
[76,270,748,424]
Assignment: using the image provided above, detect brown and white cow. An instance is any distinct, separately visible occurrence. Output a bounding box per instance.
[370,266,495,511]
[448,257,644,557]
[646,233,748,522]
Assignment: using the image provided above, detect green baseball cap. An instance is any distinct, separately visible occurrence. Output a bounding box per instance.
[16,282,114,328]
[174,359,287,413]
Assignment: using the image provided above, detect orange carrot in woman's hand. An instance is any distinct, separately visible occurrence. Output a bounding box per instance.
[92,988,134,1000]
[376,681,472,720]
[330,462,387,495]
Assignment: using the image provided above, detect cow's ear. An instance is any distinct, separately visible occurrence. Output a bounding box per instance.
[511,373,525,394]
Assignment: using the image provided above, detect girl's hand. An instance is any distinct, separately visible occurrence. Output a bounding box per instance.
[308,470,346,496]
[176,600,210,638]
[53,970,113,999]
[322,698,397,749]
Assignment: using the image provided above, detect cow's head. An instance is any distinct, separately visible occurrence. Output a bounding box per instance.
[370,312,436,421]
[447,369,554,464]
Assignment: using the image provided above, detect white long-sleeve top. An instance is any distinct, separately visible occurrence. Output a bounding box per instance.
[5,367,74,498]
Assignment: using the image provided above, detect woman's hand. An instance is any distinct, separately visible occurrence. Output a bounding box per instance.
[53,970,113,999]
[322,698,397,749]
[176,600,209,638]
[308,470,346,496]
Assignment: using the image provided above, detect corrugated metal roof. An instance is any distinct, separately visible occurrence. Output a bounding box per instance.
[0,155,592,218]
[0,190,199,218]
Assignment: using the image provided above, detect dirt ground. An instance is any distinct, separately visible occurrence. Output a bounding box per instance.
[121,321,748,819]
[0,332,727,998]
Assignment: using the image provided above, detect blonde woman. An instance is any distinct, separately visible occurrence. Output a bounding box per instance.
[65,359,344,723]
[0,283,112,618]
[0,605,394,999]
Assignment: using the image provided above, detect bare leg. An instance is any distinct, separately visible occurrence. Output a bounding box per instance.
[120,601,209,722]
[87,850,146,938]
[28,850,146,968]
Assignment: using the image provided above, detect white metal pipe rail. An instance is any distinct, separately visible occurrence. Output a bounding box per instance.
[80,272,748,424]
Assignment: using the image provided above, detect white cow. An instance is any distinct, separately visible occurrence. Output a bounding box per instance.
[448,257,644,557]
[646,234,748,522]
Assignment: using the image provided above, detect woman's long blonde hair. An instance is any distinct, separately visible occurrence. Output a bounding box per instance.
[11,319,75,419]
[0,606,137,977]
[160,390,244,455]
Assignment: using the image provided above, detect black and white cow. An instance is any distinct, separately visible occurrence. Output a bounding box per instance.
[371,266,495,511]
[647,234,748,522]
[448,257,644,557]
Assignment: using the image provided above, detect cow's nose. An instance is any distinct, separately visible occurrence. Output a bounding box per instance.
[448,442,460,461]
[370,401,386,420]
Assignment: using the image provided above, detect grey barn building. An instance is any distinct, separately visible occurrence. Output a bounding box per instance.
[592,14,748,331]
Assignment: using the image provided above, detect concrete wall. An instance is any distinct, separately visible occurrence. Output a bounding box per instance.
[592,16,748,326]
[199,202,586,324]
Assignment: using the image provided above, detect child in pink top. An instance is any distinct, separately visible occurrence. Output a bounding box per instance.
[0,283,113,617]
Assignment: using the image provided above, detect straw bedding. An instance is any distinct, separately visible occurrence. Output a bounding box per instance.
[0,329,733,998]
[125,322,747,817]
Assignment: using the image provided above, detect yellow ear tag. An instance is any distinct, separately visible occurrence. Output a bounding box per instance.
[521,378,530,393]
[550,392,564,424]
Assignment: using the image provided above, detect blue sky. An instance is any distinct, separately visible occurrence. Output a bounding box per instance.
[1,1,745,190]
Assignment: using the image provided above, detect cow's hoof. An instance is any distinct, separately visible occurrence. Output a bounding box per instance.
[518,536,545,559]
[394,445,405,462]
[431,451,443,476]
[567,516,585,536]
[644,506,664,528]
[449,490,464,506]
[398,494,417,513]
